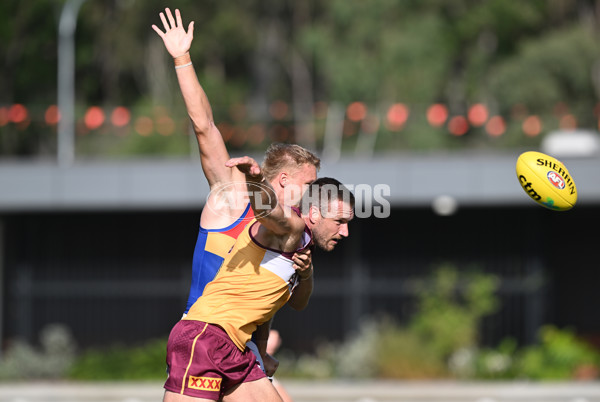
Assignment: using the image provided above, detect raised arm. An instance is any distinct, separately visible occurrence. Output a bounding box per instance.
[152,8,235,188]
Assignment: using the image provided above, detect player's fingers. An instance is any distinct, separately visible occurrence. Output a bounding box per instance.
[293,259,309,270]
[188,21,194,37]
[292,257,306,267]
[225,158,240,167]
[293,249,310,261]
[250,165,261,175]
[238,156,256,167]
[296,248,311,257]
[175,9,183,27]
[166,8,176,29]
[151,25,165,38]
[159,12,169,31]
[225,157,249,167]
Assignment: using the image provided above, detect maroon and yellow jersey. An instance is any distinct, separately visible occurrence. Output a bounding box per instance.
[185,217,312,351]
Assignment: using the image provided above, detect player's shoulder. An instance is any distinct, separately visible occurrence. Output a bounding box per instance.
[201,176,251,230]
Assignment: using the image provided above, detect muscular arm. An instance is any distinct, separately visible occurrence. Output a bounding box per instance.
[152,8,236,187]
[226,157,306,249]
[175,62,233,186]
[253,319,271,358]
[288,251,314,310]
[253,319,279,377]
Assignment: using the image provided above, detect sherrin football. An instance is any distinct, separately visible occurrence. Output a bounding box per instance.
[515,151,577,211]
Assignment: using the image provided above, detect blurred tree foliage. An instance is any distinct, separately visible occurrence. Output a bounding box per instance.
[1,0,599,156]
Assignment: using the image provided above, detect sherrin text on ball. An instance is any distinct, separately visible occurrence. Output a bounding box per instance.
[515,151,577,211]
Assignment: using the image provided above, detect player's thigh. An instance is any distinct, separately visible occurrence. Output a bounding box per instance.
[222,377,282,402]
[163,389,215,402]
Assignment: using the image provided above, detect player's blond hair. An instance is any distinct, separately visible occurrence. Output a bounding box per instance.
[261,143,321,182]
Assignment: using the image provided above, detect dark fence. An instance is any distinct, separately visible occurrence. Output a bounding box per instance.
[3,206,599,353]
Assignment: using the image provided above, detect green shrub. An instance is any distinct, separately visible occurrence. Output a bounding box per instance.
[471,338,519,379]
[409,265,499,361]
[69,338,167,380]
[278,265,501,380]
[275,319,379,379]
[375,319,447,379]
[516,326,600,380]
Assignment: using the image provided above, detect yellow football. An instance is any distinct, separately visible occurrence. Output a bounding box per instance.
[515,151,577,211]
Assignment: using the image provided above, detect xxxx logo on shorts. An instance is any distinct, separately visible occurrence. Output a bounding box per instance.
[188,376,222,391]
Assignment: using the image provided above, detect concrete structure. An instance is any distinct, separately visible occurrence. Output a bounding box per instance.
[1,153,599,211]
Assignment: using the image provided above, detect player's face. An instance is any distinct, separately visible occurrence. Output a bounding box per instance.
[312,200,354,251]
[281,163,318,206]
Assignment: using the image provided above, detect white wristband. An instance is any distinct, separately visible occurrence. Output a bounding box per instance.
[175,62,192,70]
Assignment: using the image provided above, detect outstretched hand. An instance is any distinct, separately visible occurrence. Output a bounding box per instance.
[225,156,262,178]
[151,8,194,58]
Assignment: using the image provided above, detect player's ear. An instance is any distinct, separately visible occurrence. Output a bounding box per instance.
[278,171,288,187]
[309,205,320,224]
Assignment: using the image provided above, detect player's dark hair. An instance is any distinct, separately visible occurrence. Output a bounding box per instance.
[300,177,355,215]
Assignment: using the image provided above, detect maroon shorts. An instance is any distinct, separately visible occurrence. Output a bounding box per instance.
[164,320,266,399]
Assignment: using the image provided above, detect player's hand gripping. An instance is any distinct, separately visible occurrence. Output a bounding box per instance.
[151,8,194,58]
[293,248,313,280]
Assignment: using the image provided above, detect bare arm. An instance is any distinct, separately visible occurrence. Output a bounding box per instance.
[152,8,236,187]
[225,156,305,242]
[253,319,279,377]
[288,250,314,310]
